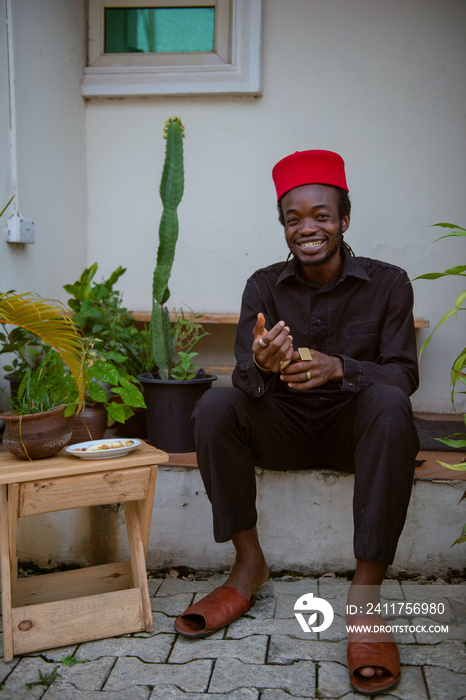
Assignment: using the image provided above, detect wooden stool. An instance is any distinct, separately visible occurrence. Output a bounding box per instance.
[0,442,168,661]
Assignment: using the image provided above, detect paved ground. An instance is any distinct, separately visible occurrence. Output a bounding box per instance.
[0,573,464,700]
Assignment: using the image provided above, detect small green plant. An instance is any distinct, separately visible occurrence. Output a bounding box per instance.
[25,667,62,689]
[6,361,73,415]
[64,263,150,376]
[46,343,146,424]
[0,291,85,406]
[60,655,90,667]
[0,324,47,378]
[413,222,466,545]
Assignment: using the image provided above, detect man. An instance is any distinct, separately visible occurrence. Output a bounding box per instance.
[174,150,419,695]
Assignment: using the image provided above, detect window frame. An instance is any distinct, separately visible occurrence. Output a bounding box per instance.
[82,0,262,97]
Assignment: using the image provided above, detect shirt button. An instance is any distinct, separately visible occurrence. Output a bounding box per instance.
[316,319,322,325]
[348,382,355,388]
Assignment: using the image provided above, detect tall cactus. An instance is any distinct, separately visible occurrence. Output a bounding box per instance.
[150,116,185,380]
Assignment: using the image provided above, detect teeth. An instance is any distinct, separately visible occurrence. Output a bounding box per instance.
[301,240,323,248]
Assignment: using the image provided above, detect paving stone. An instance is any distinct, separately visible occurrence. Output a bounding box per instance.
[316,660,351,698]
[0,657,19,684]
[261,691,315,700]
[0,656,114,697]
[148,578,164,596]
[316,614,347,642]
[412,616,465,643]
[399,640,466,673]
[209,658,316,696]
[105,658,212,693]
[150,592,193,616]
[29,645,79,661]
[170,634,267,664]
[400,583,466,600]
[268,637,346,665]
[76,633,175,663]
[424,664,466,700]
[156,577,227,596]
[317,578,351,598]
[275,593,310,619]
[134,612,180,636]
[42,682,151,699]
[0,683,43,699]
[227,616,317,640]
[52,657,114,691]
[273,580,319,598]
[149,686,259,700]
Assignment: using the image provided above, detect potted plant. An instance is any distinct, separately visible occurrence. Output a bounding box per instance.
[64,342,147,443]
[63,262,149,438]
[413,222,466,545]
[0,291,85,459]
[137,116,216,452]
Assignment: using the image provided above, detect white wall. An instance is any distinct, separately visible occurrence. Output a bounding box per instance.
[0,1,87,306]
[0,0,87,407]
[85,0,466,413]
[0,0,465,413]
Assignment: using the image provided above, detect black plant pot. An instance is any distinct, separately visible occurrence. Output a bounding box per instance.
[138,370,216,453]
[4,374,22,400]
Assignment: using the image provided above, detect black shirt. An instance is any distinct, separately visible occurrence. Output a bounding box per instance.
[232,250,419,400]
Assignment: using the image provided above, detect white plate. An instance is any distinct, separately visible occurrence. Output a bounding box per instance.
[65,438,142,460]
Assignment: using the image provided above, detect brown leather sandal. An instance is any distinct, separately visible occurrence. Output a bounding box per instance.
[347,615,401,695]
[174,585,252,638]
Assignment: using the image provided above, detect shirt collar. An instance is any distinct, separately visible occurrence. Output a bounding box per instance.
[276,248,371,287]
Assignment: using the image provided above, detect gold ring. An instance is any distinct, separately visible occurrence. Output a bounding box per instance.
[306,370,312,381]
[280,359,291,370]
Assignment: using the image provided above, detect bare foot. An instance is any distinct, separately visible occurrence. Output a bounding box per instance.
[223,527,269,600]
[224,556,269,600]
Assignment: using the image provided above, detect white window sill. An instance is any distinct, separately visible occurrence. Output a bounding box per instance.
[81,0,262,98]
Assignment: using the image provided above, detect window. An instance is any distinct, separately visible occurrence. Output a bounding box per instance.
[82,0,262,97]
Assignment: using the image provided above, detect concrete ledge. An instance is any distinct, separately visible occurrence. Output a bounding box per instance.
[16,460,465,577]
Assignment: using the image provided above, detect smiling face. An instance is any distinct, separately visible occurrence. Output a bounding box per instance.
[281,183,350,284]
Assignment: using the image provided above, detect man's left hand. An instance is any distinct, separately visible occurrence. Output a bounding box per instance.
[280,349,343,390]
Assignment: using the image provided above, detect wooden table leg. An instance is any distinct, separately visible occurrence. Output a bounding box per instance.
[0,485,14,661]
[137,465,158,556]
[124,500,153,632]
[8,484,19,607]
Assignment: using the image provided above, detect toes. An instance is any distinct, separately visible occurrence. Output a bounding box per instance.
[357,666,387,678]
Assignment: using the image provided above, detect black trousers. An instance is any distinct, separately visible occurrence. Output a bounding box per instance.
[192,384,419,564]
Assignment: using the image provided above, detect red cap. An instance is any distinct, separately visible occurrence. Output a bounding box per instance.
[272,150,348,201]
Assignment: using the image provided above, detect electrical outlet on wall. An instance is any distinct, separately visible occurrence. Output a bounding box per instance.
[6,214,35,244]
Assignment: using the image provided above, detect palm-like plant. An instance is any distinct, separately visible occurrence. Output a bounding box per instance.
[0,292,85,409]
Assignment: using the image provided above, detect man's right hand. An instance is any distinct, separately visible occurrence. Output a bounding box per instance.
[252,313,294,373]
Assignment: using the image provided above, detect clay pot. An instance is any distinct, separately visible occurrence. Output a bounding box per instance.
[66,403,108,444]
[1,405,72,460]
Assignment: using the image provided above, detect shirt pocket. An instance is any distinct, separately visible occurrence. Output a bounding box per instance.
[344,317,380,338]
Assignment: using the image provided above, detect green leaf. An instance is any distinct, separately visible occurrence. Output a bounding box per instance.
[434,435,466,448]
[437,460,466,471]
[113,382,146,408]
[88,381,107,403]
[91,360,120,385]
[61,656,90,667]
[106,401,130,423]
[451,523,466,547]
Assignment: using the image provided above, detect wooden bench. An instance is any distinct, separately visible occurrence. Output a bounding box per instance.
[132,312,429,377]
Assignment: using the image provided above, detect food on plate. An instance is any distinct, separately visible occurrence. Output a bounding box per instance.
[74,440,135,452]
